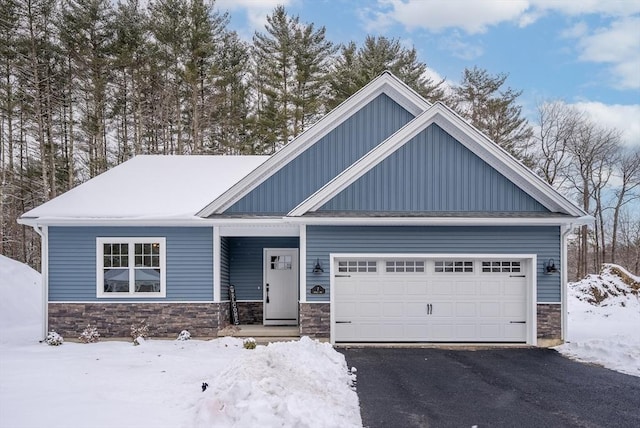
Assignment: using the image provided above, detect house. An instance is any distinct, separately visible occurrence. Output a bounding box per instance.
[19,72,592,346]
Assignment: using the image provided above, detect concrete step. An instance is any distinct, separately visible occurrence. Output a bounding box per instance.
[218,324,300,339]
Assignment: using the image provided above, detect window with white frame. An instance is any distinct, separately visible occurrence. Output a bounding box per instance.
[97,238,166,297]
[434,261,473,273]
[481,261,521,273]
[385,260,425,273]
[337,260,377,273]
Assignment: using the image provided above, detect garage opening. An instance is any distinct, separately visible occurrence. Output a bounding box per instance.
[332,255,535,344]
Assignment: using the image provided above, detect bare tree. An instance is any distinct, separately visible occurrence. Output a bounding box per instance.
[611,149,640,263]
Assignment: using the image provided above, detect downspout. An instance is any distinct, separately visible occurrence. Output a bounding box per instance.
[31,224,48,341]
[560,223,573,343]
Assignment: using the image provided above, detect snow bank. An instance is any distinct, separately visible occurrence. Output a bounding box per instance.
[556,264,640,377]
[0,255,42,344]
[194,336,361,428]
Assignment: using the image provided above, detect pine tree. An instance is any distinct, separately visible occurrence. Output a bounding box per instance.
[453,67,533,163]
[328,35,446,108]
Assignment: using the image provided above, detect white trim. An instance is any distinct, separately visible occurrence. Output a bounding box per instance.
[286,216,593,227]
[329,252,538,346]
[197,72,430,217]
[219,225,299,237]
[289,103,587,218]
[235,300,263,303]
[36,226,49,340]
[96,237,167,298]
[560,223,572,342]
[213,226,221,303]
[299,225,307,304]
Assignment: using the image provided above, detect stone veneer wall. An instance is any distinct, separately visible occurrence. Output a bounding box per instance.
[299,303,330,338]
[537,303,561,340]
[236,302,263,324]
[48,303,229,338]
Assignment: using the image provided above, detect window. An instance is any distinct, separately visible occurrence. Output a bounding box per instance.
[482,261,521,273]
[97,238,166,297]
[270,255,292,270]
[385,260,425,273]
[434,261,473,273]
[338,260,377,273]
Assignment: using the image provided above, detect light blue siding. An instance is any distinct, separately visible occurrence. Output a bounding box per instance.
[305,225,560,302]
[320,124,548,212]
[224,94,415,215]
[220,237,230,300]
[48,227,213,301]
[229,237,299,300]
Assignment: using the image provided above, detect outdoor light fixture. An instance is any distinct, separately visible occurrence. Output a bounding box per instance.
[313,258,324,273]
[543,258,559,275]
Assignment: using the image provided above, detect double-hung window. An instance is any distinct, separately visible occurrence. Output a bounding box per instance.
[97,237,166,298]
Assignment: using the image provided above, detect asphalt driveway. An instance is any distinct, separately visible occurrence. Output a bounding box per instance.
[339,347,640,428]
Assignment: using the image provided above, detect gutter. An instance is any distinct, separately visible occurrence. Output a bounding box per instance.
[29,224,48,341]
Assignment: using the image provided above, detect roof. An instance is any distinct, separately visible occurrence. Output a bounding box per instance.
[19,155,268,224]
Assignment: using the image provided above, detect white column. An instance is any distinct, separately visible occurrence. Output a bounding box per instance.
[299,224,307,304]
[213,226,221,302]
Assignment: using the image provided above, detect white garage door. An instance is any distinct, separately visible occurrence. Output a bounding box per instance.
[334,258,529,343]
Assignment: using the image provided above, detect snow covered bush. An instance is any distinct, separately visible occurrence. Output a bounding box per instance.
[131,321,149,345]
[243,338,257,349]
[177,330,191,341]
[45,331,64,346]
[78,324,100,343]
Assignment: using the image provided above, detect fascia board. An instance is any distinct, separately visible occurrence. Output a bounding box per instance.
[196,73,429,218]
[285,215,594,227]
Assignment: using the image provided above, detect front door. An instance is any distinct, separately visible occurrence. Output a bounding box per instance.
[264,248,299,325]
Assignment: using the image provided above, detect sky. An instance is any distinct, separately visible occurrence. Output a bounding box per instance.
[215,0,640,148]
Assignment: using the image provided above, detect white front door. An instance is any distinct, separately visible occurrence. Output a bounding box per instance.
[264,248,299,326]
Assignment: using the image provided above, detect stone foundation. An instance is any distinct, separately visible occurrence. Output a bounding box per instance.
[236,301,263,324]
[48,302,229,339]
[299,303,330,338]
[537,303,561,342]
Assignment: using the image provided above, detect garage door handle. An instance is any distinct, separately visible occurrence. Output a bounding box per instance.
[335,274,351,278]
[510,275,526,277]
[510,321,526,324]
[336,321,352,324]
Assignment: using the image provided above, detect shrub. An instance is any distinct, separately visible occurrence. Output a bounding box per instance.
[177,330,191,341]
[78,324,100,343]
[243,338,257,349]
[45,331,64,346]
[131,321,149,345]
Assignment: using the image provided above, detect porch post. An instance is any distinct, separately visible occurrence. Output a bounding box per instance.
[213,226,221,302]
[299,224,306,303]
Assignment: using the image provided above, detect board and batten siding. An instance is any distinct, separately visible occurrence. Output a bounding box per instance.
[305,225,561,302]
[224,94,415,215]
[228,237,299,301]
[48,227,213,301]
[220,236,231,301]
[320,124,548,213]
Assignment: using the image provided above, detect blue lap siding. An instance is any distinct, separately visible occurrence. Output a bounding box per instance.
[305,225,560,302]
[48,227,213,301]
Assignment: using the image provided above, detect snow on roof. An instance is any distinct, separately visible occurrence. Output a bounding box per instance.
[20,155,269,221]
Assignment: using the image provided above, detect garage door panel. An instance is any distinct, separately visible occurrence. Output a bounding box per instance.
[334,258,528,343]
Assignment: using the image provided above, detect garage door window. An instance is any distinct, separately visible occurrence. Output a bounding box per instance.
[434,261,473,273]
[481,261,521,273]
[385,261,425,273]
[338,260,377,273]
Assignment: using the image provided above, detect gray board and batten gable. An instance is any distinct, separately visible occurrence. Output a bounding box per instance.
[305,225,561,302]
[228,237,300,301]
[48,227,213,302]
[318,123,548,213]
[222,93,415,215]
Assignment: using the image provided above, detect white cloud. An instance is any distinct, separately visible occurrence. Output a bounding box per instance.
[438,32,484,60]
[574,17,640,90]
[216,0,294,32]
[571,102,640,148]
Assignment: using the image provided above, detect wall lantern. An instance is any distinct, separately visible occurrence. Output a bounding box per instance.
[543,258,559,275]
[312,258,324,273]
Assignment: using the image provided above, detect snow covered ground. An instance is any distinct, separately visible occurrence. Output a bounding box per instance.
[0,255,361,428]
[1,256,638,428]
[555,264,640,377]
